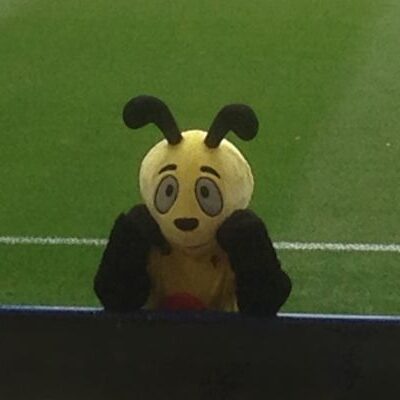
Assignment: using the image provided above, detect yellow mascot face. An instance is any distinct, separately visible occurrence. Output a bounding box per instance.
[139,130,254,250]
[123,96,258,251]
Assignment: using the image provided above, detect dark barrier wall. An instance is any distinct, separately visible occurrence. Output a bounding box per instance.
[1,306,400,400]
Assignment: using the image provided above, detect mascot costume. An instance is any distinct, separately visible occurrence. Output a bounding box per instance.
[94,95,291,316]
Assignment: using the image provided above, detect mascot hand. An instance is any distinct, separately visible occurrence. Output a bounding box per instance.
[94,204,169,311]
[217,209,290,316]
[124,204,170,254]
[216,209,266,258]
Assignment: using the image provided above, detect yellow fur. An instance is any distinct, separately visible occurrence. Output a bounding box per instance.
[145,243,238,311]
[140,130,253,247]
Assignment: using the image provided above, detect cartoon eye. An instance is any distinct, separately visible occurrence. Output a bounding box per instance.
[195,177,223,217]
[155,175,179,214]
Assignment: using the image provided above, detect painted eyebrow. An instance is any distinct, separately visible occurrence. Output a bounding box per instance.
[158,164,177,174]
[200,165,221,179]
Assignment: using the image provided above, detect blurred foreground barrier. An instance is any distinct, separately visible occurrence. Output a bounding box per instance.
[1,306,400,400]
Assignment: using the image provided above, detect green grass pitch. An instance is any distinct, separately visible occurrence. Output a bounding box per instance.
[0,0,399,314]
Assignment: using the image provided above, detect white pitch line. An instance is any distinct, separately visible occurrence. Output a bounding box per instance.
[0,236,399,253]
[275,241,400,253]
[0,236,107,247]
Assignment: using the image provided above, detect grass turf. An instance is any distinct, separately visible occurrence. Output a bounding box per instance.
[1,245,400,316]
[0,0,399,313]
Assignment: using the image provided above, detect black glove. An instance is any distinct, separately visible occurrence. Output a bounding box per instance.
[123,205,170,255]
[217,209,292,316]
[94,204,168,312]
[217,209,278,268]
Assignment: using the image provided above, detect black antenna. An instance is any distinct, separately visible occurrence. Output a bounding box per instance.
[205,104,259,148]
[123,95,182,145]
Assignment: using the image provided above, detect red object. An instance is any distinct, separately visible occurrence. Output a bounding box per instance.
[160,293,206,311]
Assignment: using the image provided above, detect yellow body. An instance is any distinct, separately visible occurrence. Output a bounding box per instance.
[145,243,238,311]
[139,130,254,311]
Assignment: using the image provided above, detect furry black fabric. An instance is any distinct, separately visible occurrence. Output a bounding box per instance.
[216,209,292,316]
[94,205,168,312]
[123,96,182,145]
[95,207,291,316]
[205,104,259,148]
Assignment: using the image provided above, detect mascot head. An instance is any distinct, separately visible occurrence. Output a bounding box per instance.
[123,95,258,251]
